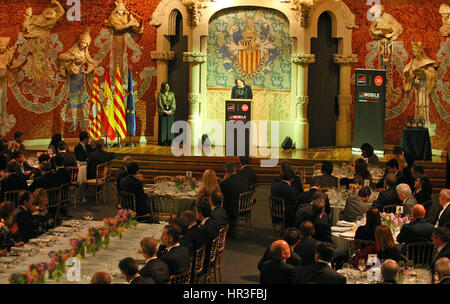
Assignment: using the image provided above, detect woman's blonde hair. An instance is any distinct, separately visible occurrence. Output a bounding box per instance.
[375,225,395,250]
[201,169,219,195]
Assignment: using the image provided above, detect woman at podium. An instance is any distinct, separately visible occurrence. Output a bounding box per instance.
[231,77,253,99]
[157,82,176,146]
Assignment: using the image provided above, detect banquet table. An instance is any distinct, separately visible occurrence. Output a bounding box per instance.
[0,220,166,284]
[338,267,433,284]
[145,184,198,217]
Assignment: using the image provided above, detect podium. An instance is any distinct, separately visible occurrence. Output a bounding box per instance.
[225,99,252,156]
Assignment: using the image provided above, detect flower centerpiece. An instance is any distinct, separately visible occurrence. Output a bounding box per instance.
[174,175,197,192]
[47,250,71,280]
[341,183,361,201]
[69,236,86,259]
[381,212,409,235]
[8,272,40,284]
[28,263,47,284]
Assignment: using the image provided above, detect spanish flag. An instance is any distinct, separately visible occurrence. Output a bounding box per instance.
[102,68,116,141]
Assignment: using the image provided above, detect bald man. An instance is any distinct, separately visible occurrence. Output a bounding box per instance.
[436,189,450,229]
[380,260,399,284]
[260,240,298,284]
[397,204,435,245]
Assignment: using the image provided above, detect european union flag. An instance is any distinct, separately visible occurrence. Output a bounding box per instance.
[126,67,136,136]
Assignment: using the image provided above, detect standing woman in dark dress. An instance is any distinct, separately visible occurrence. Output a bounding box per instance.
[157,82,176,146]
[231,77,253,99]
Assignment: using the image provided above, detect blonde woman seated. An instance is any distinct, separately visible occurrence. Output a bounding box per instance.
[196,169,220,204]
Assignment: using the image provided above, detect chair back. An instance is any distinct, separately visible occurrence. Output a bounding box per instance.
[60,183,72,207]
[46,187,61,209]
[150,197,176,222]
[4,190,22,207]
[67,166,79,185]
[168,270,191,284]
[96,162,110,183]
[217,225,228,254]
[268,196,285,222]
[382,204,399,214]
[118,191,137,212]
[154,176,174,184]
[238,191,255,213]
[112,182,120,209]
[193,245,206,276]
[209,236,220,264]
[405,242,435,266]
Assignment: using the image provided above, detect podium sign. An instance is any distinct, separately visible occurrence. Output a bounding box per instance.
[353,69,386,153]
[225,99,252,156]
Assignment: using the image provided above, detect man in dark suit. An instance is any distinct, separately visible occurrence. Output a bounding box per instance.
[0,161,28,201]
[431,228,450,273]
[51,141,77,170]
[294,193,329,229]
[435,257,450,284]
[310,199,333,244]
[271,170,301,228]
[14,191,42,243]
[397,204,434,246]
[74,131,93,162]
[297,180,331,215]
[436,189,450,230]
[311,161,338,188]
[274,160,303,193]
[342,186,371,222]
[179,210,207,257]
[260,240,298,284]
[118,257,155,284]
[116,156,133,191]
[87,139,116,179]
[294,221,317,266]
[8,131,26,161]
[209,189,229,228]
[53,154,72,186]
[28,162,57,192]
[120,162,150,217]
[196,201,220,272]
[297,242,346,284]
[139,237,170,284]
[238,156,257,188]
[13,151,37,180]
[258,228,301,271]
[373,173,402,211]
[157,224,191,275]
[219,162,249,233]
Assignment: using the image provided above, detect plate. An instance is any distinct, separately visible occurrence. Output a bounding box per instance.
[331,226,352,232]
[339,231,356,238]
[336,220,355,227]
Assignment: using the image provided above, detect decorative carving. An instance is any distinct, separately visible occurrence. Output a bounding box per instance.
[150,51,175,61]
[188,93,201,105]
[22,0,65,39]
[183,52,207,63]
[290,0,316,28]
[368,5,403,41]
[105,0,144,36]
[338,95,353,106]
[296,96,309,106]
[292,54,315,65]
[182,0,211,27]
[335,0,358,30]
[333,54,358,65]
[440,4,450,38]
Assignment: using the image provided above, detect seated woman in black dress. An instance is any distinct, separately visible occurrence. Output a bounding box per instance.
[355,207,381,241]
[231,77,253,99]
[375,224,403,263]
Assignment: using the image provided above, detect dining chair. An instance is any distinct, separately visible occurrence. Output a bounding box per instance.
[405,242,435,266]
[214,224,229,283]
[66,166,79,207]
[149,196,177,223]
[111,182,120,210]
[234,191,256,235]
[204,236,220,284]
[154,176,174,184]
[4,190,22,208]
[60,183,72,212]
[84,161,111,205]
[118,191,151,222]
[192,245,206,284]
[46,186,62,226]
[168,270,191,284]
[268,196,285,240]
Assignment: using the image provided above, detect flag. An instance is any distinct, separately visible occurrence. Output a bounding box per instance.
[87,69,102,140]
[102,68,116,142]
[126,67,136,136]
[113,66,127,139]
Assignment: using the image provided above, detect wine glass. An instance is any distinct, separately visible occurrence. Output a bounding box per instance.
[358,258,366,280]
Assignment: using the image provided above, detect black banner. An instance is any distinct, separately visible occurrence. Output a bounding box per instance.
[353,69,386,153]
[225,99,252,156]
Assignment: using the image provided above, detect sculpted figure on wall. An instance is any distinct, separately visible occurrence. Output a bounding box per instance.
[440,4,450,37]
[23,0,65,39]
[403,42,437,96]
[369,5,403,41]
[105,0,144,36]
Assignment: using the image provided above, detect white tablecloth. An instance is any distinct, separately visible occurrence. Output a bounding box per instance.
[78,165,87,185]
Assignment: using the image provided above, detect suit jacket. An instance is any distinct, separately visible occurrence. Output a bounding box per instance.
[54,167,72,186]
[260,259,298,284]
[294,204,329,228]
[294,237,317,266]
[211,206,229,227]
[403,196,418,217]
[14,206,41,243]
[116,167,128,191]
[396,218,434,244]
[130,275,156,284]
[297,188,331,216]
[432,243,450,272]
[378,246,402,263]
[355,225,376,241]
[120,175,149,216]
[311,216,333,244]
[180,224,207,257]
[157,245,191,275]
[87,148,116,179]
[18,161,37,179]
[28,172,58,191]
[274,175,304,194]
[342,196,370,223]
[414,189,432,205]
[219,173,249,221]
[51,151,77,170]
[271,180,301,227]
[257,247,301,271]
[312,174,338,188]
[74,143,93,162]
[0,173,28,201]
[440,277,450,284]
[201,217,220,241]
[231,85,253,99]
[373,187,401,211]
[139,258,170,284]
[437,205,450,230]
[298,262,346,284]
[239,165,257,187]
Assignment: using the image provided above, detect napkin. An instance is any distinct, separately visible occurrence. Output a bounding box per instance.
[331,226,352,232]
[336,220,355,227]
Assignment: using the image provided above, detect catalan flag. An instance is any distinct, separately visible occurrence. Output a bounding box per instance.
[87,69,102,140]
[113,66,127,139]
[102,67,116,141]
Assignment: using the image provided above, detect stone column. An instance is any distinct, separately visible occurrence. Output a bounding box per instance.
[183,52,207,146]
[292,54,315,149]
[333,54,358,147]
[150,51,175,144]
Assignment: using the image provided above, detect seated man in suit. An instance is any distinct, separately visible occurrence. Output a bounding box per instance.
[380,259,400,284]
[435,257,450,284]
[271,170,301,228]
[342,186,372,222]
[28,162,57,192]
[74,131,93,162]
[157,224,191,275]
[310,198,333,244]
[219,162,249,234]
[431,227,450,273]
[260,240,298,284]
[373,173,402,211]
[311,161,338,188]
[196,201,220,272]
[13,151,37,180]
[396,183,417,216]
[294,221,317,266]
[14,191,42,243]
[8,131,26,161]
[297,242,346,284]
[387,158,410,186]
[397,204,434,247]
[274,160,303,194]
[209,189,229,228]
[120,162,150,217]
[0,161,28,201]
[179,210,207,257]
[436,189,450,229]
[87,139,116,180]
[53,154,71,186]
[238,156,257,188]
[297,180,331,216]
[51,141,77,170]
[90,272,111,284]
[118,257,155,284]
[116,156,134,191]
[258,227,301,271]
[294,192,329,229]
[138,237,170,284]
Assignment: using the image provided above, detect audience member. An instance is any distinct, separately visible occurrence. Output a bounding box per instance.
[8,131,26,158]
[393,145,414,169]
[311,161,338,188]
[310,198,333,244]
[196,201,220,272]
[360,143,380,167]
[342,186,372,222]
[74,131,93,162]
[294,191,330,228]
[413,176,432,205]
[258,228,301,271]
[239,156,257,188]
[436,189,450,229]
[196,169,220,204]
[0,202,23,255]
[397,204,434,246]
[0,161,28,201]
[53,154,71,186]
[297,180,331,215]
[431,227,450,272]
[355,208,381,241]
[411,164,424,180]
[209,189,228,227]
[375,225,402,263]
[37,153,50,164]
[28,162,57,192]
[87,139,116,179]
[179,210,207,257]
[116,156,134,191]
[260,240,298,284]
[90,272,111,284]
[14,151,35,179]
[139,237,170,284]
[354,158,373,187]
[275,160,304,193]
[434,257,450,284]
[14,191,41,242]
[396,183,417,216]
[33,188,55,233]
[0,139,9,171]
[373,173,401,211]
[380,259,399,284]
[48,133,62,154]
[119,257,155,284]
[294,221,317,266]
[271,170,301,228]
[52,141,77,169]
[157,224,191,275]
[120,162,150,217]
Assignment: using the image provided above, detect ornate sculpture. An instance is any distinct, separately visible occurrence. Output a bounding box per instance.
[22,0,65,39]
[182,0,210,27]
[105,0,144,36]
[368,5,403,41]
[440,4,450,38]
